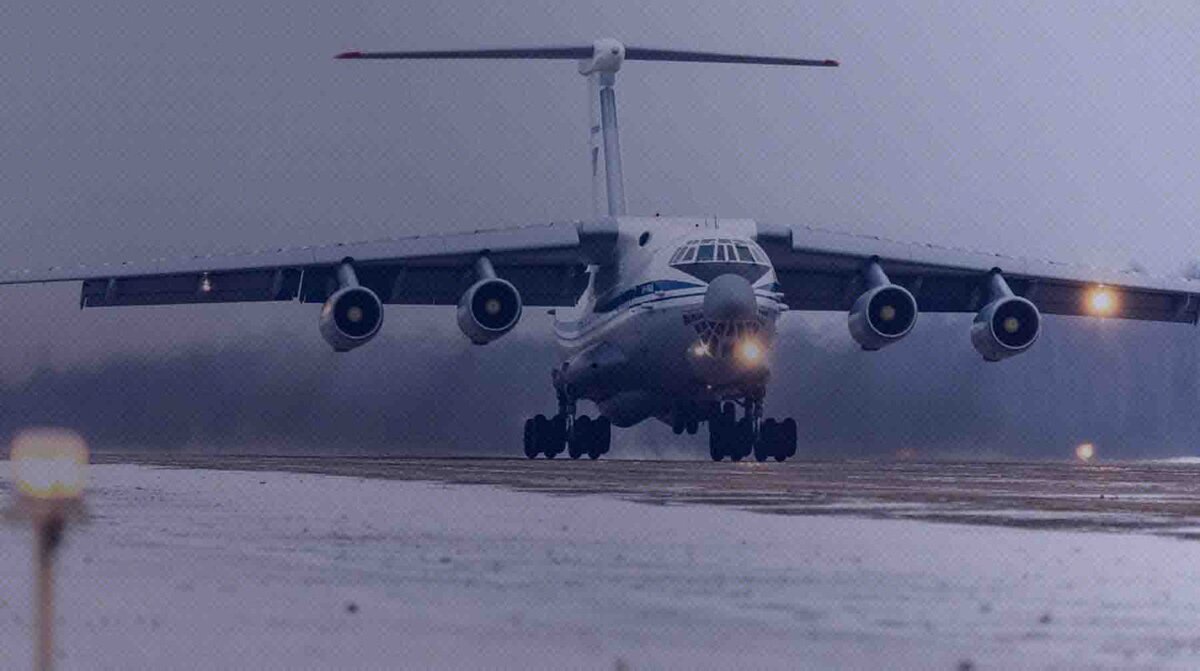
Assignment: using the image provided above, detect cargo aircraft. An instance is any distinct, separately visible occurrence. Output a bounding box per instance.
[5,39,1198,461]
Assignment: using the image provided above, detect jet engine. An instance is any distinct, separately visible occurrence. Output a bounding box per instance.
[971,296,1041,361]
[320,285,384,352]
[457,277,523,345]
[848,284,918,350]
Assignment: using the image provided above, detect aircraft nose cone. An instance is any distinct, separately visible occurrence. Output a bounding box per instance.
[703,274,757,321]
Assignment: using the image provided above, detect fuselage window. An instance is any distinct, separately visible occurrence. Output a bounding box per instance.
[670,248,685,264]
[697,244,715,261]
[715,246,727,262]
[682,247,697,262]
[735,245,753,262]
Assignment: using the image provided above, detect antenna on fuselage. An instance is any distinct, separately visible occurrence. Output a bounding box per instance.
[336,39,838,218]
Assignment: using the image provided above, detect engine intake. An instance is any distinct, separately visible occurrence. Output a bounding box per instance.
[319,286,383,352]
[971,296,1041,361]
[457,278,523,344]
[848,284,918,350]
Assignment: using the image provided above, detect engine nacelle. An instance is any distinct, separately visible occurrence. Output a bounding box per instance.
[971,296,1041,361]
[319,286,383,352]
[848,284,918,350]
[457,278,523,345]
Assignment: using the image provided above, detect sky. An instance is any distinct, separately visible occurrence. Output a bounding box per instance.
[0,1,1198,456]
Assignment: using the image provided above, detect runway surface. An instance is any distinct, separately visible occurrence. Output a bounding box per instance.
[96,455,1200,539]
[5,456,1196,669]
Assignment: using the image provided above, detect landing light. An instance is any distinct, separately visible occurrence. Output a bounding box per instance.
[691,341,710,358]
[485,298,503,316]
[737,339,763,365]
[879,305,897,322]
[346,306,364,323]
[1088,287,1116,315]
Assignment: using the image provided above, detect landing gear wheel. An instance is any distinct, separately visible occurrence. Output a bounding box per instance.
[570,416,591,460]
[709,404,741,462]
[523,418,538,459]
[730,417,752,462]
[755,419,777,462]
[589,417,611,459]
[782,418,798,459]
[685,419,698,435]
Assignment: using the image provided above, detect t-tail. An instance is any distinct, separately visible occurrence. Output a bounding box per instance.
[336,39,838,218]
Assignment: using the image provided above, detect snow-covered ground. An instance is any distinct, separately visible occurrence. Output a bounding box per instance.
[1,465,1199,670]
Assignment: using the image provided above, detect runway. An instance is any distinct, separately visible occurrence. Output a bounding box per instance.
[96,455,1200,539]
[6,456,1200,669]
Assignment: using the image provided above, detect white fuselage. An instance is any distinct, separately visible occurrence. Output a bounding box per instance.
[552,216,785,427]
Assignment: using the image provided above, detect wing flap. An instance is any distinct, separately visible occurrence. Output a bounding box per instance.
[81,268,302,308]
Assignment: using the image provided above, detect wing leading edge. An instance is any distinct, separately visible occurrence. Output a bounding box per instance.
[759,224,1200,324]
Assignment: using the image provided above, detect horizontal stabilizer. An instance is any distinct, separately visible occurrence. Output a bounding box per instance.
[336,41,837,68]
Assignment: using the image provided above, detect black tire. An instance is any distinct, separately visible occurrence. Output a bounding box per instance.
[533,415,556,459]
[685,419,698,435]
[523,418,538,459]
[755,419,776,462]
[782,418,798,458]
[571,416,592,460]
[592,417,611,458]
[709,422,725,461]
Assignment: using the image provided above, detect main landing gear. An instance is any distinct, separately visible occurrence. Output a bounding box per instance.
[708,400,796,463]
[523,397,611,460]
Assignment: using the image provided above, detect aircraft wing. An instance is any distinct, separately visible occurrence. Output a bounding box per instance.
[759,224,1200,324]
[0,220,617,309]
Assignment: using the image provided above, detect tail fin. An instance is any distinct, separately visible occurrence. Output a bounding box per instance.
[336,39,838,217]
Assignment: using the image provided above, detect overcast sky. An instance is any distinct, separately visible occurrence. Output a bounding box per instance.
[1,2,1198,456]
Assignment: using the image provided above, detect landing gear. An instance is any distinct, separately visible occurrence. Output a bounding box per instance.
[709,402,750,461]
[570,415,611,459]
[524,414,566,459]
[525,395,611,459]
[709,399,797,462]
[754,417,797,462]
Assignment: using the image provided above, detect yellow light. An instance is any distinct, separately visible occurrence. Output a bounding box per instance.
[10,429,89,502]
[879,305,896,322]
[346,306,363,323]
[1002,316,1021,334]
[1089,287,1116,315]
[737,339,764,364]
[1075,442,1096,462]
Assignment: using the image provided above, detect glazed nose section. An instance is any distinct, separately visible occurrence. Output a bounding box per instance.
[703,274,757,322]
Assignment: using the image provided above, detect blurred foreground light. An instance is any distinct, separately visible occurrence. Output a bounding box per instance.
[1088,287,1116,316]
[10,429,89,504]
[7,428,89,671]
[1075,442,1096,462]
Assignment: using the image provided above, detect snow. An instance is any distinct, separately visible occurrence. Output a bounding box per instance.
[1,464,1199,669]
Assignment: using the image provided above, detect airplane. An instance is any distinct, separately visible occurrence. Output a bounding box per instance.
[4,38,1199,462]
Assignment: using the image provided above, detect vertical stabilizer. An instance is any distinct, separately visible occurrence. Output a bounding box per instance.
[580,39,628,217]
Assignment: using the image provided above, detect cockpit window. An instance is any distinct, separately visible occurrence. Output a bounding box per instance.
[668,237,770,281]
